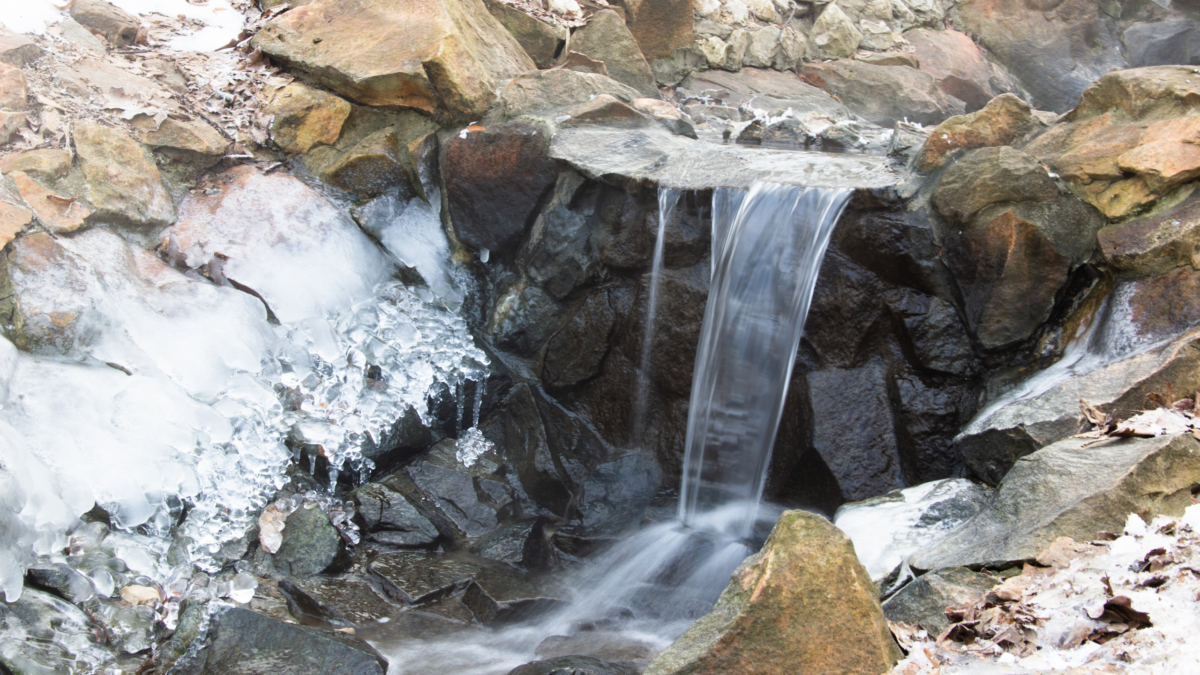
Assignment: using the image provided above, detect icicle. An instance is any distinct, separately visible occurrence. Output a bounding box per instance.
[471,377,485,429]
[455,379,466,435]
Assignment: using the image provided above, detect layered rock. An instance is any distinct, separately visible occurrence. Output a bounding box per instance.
[802,59,965,127]
[73,122,175,228]
[569,10,658,97]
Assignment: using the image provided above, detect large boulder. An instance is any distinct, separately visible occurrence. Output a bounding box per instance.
[73,122,175,228]
[911,433,1200,570]
[801,59,965,127]
[272,505,347,576]
[917,93,1041,171]
[69,0,140,47]
[0,27,43,67]
[482,0,567,69]
[254,0,535,121]
[905,28,1000,112]
[265,82,352,154]
[882,567,997,634]
[809,3,862,59]
[952,0,1125,113]
[1124,21,1196,69]
[643,510,901,675]
[569,10,658,97]
[1067,65,1200,123]
[1098,188,1200,275]
[680,68,854,121]
[200,607,387,675]
[495,69,642,121]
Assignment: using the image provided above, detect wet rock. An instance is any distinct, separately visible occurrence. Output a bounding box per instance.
[0,199,32,248]
[518,170,600,298]
[0,588,107,673]
[543,290,615,389]
[284,576,404,628]
[569,10,657,97]
[317,127,411,199]
[890,367,976,483]
[0,148,71,178]
[496,70,642,121]
[917,93,1041,171]
[906,28,999,112]
[760,118,811,147]
[804,252,887,368]
[535,632,655,666]
[265,82,352,154]
[350,482,439,547]
[500,384,577,512]
[471,519,537,564]
[642,262,709,397]
[953,0,1124,113]
[8,170,90,233]
[25,563,96,603]
[461,563,564,624]
[644,510,901,675]
[933,146,1057,225]
[200,606,387,675]
[835,479,993,580]
[158,597,208,673]
[509,656,638,675]
[487,282,562,356]
[1068,65,1200,123]
[810,3,862,59]
[0,62,27,110]
[630,98,695,138]
[735,119,763,144]
[889,294,974,377]
[882,567,997,634]
[913,433,1200,570]
[802,59,965,127]
[133,116,229,167]
[272,505,347,576]
[0,27,43,67]
[253,0,534,120]
[70,0,140,47]
[1098,189,1200,275]
[403,438,518,540]
[1124,21,1194,69]
[369,551,479,604]
[444,120,555,254]
[73,122,174,228]
[575,452,660,536]
[832,209,955,302]
[483,0,568,69]
[0,232,91,352]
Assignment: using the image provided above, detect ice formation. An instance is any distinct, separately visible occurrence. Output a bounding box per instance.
[0,170,487,603]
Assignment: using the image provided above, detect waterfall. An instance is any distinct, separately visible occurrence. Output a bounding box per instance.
[679,184,852,536]
[632,188,683,448]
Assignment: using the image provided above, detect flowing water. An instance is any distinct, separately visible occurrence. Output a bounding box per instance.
[378,183,851,673]
[632,189,683,448]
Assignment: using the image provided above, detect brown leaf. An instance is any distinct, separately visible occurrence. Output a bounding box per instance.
[1097,596,1152,629]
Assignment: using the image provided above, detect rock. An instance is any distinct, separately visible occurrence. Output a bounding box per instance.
[350,482,439,547]
[1116,116,1200,194]
[444,120,555,254]
[0,233,89,352]
[956,321,1200,485]
[858,20,894,52]
[722,28,749,71]
[133,116,229,166]
[891,295,975,376]
[742,26,780,68]
[932,146,1058,225]
[277,579,357,630]
[0,588,105,673]
[461,563,563,624]
[509,656,638,675]
[802,59,965,127]
[7,171,90,233]
[560,95,652,128]
[0,199,31,248]
[0,27,43,67]
[483,0,567,69]
[272,505,346,576]
[913,434,1200,570]
[471,520,537,564]
[282,576,404,628]
[1067,65,1200,124]
[622,0,694,63]
[831,208,956,301]
[317,127,411,198]
[643,510,901,675]
[906,28,997,112]
[73,122,174,228]
[858,52,919,68]
[882,567,997,634]
[559,51,609,77]
[25,562,97,603]
[0,148,71,177]
[369,551,479,604]
[650,46,707,88]
[543,289,615,388]
[953,0,1124,113]
[682,68,854,121]
[403,438,517,540]
[1098,188,1200,274]
[535,632,655,666]
[569,10,658,98]
[519,171,601,298]
[917,93,1040,171]
[0,62,27,110]
[200,606,387,675]
[496,70,642,120]
[575,451,660,535]
[836,479,993,580]
[487,282,563,356]
[254,0,535,121]
[69,0,140,47]
[760,118,811,147]
[265,82,352,154]
[1124,21,1194,69]
[0,111,26,144]
[810,3,862,59]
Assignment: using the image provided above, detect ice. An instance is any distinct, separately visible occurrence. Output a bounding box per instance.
[455,428,494,468]
[355,192,468,307]
[834,478,992,579]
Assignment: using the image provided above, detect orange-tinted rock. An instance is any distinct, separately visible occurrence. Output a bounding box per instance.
[317,127,410,198]
[918,94,1039,171]
[254,0,535,121]
[73,123,174,227]
[0,232,91,353]
[905,28,996,112]
[1098,189,1200,274]
[1116,116,1200,193]
[0,62,26,110]
[559,94,651,127]
[1084,176,1159,221]
[624,0,694,62]
[1068,65,1200,123]
[932,146,1058,224]
[0,199,31,248]
[133,116,229,163]
[0,148,71,178]
[1023,113,1146,184]
[8,171,90,233]
[265,82,352,154]
[643,510,901,675]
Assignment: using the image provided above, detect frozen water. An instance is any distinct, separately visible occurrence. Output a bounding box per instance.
[833,478,992,579]
[455,427,493,468]
[356,192,469,307]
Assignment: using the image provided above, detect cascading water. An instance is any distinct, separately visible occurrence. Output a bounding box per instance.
[632,188,683,447]
[378,182,850,674]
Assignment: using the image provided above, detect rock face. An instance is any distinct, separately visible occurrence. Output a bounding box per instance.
[254,0,535,121]
[802,60,965,127]
[911,434,1200,570]
[73,122,175,228]
[569,10,658,97]
[1098,189,1200,275]
[200,607,387,675]
[644,510,901,675]
[905,28,1001,112]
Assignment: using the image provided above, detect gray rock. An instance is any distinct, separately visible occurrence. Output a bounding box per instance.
[350,482,439,547]
[273,505,345,577]
[569,10,658,97]
[404,438,517,540]
[519,171,601,299]
[281,576,404,628]
[461,563,564,624]
[680,68,854,121]
[651,47,706,88]
[543,289,616,389]
[810,3,862,58]
[760,118,812,147]
[883,567,998,635]
[1124,21,1193,68]
[576,452,661,536]
[892,295,975,377]
[471,519,537,564]
[70,0,140,46]
[508,656,638,675]
[487,282,563,356]
[277,579,356,631]
[912,433,1200,570]
[496,70,643,121]
[200,607,387,675]
[801,59,965,127]
[25,563,96,603]
[483,0,567,69]
[0,27,44,67]
[369,551,479,604]
[0,588,106,674]
[535,632,655,667]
